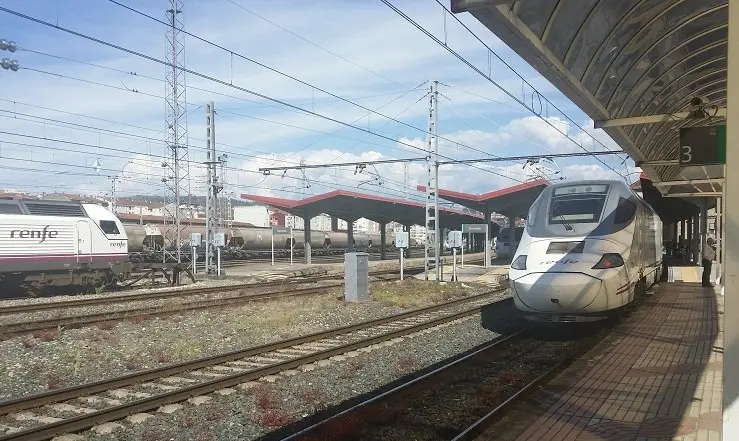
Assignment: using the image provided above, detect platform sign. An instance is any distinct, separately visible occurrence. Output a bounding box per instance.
[679,125,726,166]
[462,224,486,234]
[272,226,292,235]
[448,231,463,248]
[462,223,489,269]
[395,231,409,249]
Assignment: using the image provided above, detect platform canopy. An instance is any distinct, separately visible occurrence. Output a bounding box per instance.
[451,0,727,201]
[241,189,484,228]
[417,178,549,218]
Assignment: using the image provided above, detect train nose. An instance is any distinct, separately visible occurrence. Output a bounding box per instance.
[512,273,604,312]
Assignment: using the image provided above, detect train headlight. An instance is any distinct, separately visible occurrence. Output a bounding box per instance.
[511,255,527,270]
[592,253,624,269]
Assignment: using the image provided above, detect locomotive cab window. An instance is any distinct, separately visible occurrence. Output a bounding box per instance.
[100,220,120,235]
[548,184,608,225]
[613,197,637,224]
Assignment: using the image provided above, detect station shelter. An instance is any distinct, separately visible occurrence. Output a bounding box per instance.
[241,189,484,263]
[451,0,735,436]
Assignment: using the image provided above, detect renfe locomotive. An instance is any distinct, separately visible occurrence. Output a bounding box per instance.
[509,180,663,323]
[0,199,133,292]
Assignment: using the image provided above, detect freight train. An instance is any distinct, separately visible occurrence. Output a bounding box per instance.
[121,223,385,253]
[0,197,416,294]
[509,180,663,323]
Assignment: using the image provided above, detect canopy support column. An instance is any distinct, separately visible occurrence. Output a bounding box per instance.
[724,1,739,437]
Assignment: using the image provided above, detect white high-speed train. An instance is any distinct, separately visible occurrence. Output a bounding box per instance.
[509,180,663,323]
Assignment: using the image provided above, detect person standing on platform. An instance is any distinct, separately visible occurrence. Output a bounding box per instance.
[702,237,716,288]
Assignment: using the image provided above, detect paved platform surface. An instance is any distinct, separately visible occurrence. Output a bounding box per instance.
[411,262,508,286]
[514,281,723,441]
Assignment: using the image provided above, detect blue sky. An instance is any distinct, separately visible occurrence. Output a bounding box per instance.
[0,0,639,205]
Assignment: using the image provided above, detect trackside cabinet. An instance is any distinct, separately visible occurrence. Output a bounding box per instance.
[344,252,369,302]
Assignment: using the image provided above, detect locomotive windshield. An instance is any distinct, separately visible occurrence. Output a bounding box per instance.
[548,184,609,225]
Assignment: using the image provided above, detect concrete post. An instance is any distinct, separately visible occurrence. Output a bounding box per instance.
[303,213,312,265]
[700,199,708,263]
[403,224,412,258]
[331,216,338,232]
[723,1,738,436]
[380,220,387,260]
[508,215,516,261]
[484,206,491,268]
[346,218,355,252]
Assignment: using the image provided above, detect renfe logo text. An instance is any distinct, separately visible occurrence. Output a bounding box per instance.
[10,226,59,243]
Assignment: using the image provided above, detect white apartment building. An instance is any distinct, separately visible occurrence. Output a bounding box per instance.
[284,214,381,233]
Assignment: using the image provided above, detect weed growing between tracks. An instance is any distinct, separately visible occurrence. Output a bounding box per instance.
[0,280,492,402]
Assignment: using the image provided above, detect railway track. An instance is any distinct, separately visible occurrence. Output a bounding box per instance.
[0,283,344,337]
[0,290,504,441]
[276,321,609,441]
[0,264,438,315]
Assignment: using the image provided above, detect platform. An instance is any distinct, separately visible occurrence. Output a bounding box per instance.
[212,252,487,282]
[512,281,723,441]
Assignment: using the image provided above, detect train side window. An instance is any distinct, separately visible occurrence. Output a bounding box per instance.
[614,197,637,224]
[100,220,120,235]
[0,202,21,214]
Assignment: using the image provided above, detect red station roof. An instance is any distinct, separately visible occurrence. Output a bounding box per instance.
[241,189,484,228]
[417,179,549,218]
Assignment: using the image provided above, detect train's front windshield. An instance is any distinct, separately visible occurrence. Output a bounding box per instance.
[548,184,609,225]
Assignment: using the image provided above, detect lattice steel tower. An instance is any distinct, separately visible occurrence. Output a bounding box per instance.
[162,0,191,264]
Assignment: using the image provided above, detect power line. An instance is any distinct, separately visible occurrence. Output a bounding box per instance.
[0,7,523,183]
[21,47,420,111]
[380,0,625,177]
[0,133,437,202]
[103,1,526,176]
[223,0,411,90]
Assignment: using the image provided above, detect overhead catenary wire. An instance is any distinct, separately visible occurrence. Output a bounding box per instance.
[0,7,524,183]
[102,1,526,178]
[380,0,626,177]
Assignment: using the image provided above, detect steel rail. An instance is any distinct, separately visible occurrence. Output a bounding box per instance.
[0,284,343,336]
[0,263,449,314]
[279,324,533,441]
[0,294,505,441]
[449,356,573,441]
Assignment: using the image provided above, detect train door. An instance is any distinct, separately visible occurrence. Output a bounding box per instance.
[76,221,93,263]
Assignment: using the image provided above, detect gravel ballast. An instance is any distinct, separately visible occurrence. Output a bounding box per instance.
[0,279,497,401]
[79,297,518,441]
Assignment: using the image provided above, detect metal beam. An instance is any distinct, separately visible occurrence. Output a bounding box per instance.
[653,178,726,187]
[663,192,722,198]
[259,157,427,174]
[594,108,727,129]
[438,150,625,165]
[259,150,627,173]
[635,159,680,167]
[451,0,516,13]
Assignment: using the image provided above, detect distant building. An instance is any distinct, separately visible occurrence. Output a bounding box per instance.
[114,199,164,217]
[233,205,270,227]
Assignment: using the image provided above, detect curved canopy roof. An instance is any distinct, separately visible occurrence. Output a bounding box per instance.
[417,178,549,218]
[452,0,727,200]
